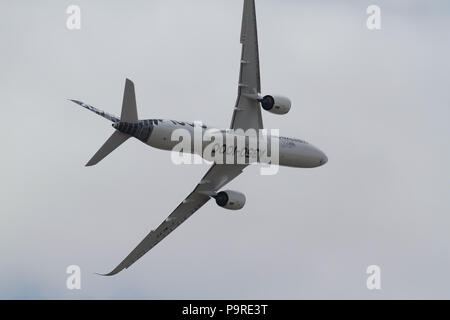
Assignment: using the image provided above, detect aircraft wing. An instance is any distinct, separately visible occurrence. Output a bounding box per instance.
[230,0,264,131]
[102,164,247,276]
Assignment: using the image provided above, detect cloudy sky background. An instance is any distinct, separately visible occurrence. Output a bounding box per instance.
[1,0,449,299]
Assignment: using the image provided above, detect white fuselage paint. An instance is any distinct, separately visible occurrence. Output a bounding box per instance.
[144,120,327,168]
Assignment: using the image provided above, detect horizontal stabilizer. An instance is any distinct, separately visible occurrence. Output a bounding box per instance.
[86,131,130,167]
[70,100,120,123]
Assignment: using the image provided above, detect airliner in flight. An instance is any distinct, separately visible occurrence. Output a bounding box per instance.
[71,0,327,276]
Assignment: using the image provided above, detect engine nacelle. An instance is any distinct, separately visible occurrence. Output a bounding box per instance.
[260,95,291,115]
[214,190,246,211]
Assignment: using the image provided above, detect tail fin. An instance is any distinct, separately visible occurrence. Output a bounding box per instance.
[121,79,138,123]
[72,78,140,166]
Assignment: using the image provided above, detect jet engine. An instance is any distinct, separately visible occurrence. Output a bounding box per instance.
[259,95,291,115]
[213,190,246,210]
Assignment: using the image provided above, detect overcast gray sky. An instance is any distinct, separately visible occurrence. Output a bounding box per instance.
[1,0,449,299]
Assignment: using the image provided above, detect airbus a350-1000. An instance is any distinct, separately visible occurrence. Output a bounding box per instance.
[71,0,328,275]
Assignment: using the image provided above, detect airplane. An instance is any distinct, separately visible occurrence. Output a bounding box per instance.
[71,0,328,276]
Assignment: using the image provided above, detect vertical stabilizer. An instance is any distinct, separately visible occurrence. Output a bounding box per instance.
[121,79,138,123]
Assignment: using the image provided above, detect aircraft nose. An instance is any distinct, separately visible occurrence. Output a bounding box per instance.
[319,152,328,166]
[304,144,328,168]
[312,146,328,167]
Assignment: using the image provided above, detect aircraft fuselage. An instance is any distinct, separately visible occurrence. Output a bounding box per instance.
[113,119,328,168]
